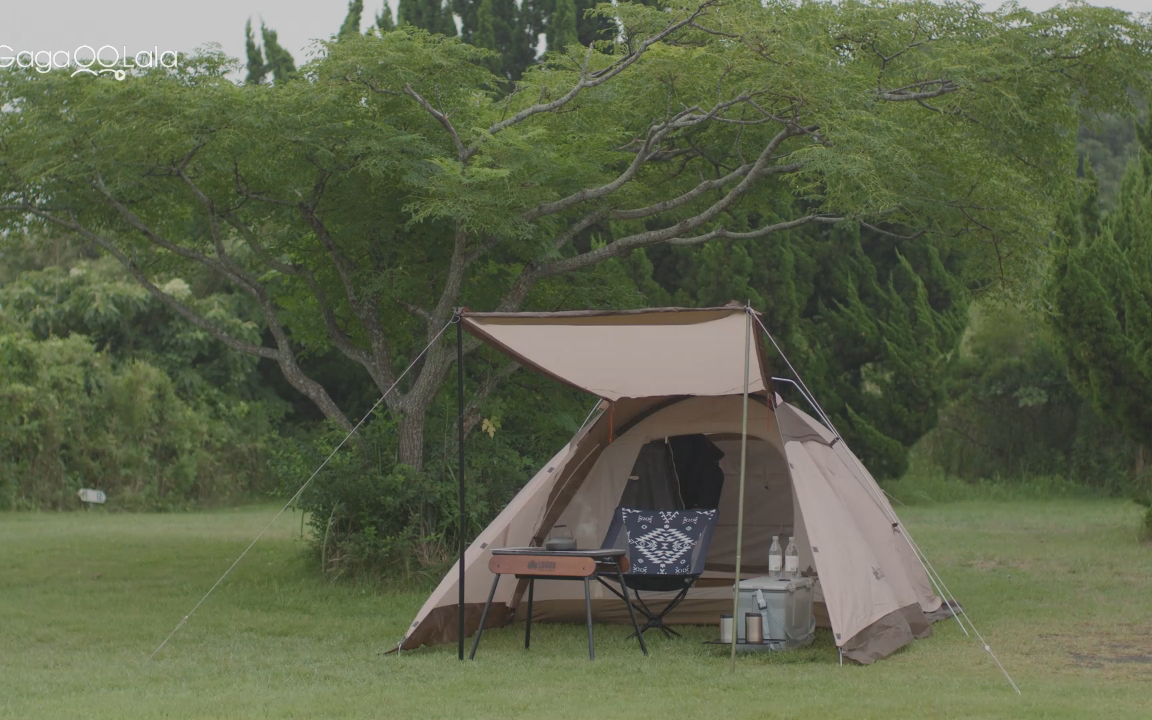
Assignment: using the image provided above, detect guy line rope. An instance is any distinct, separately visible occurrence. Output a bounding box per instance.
[751,311,1020,694]
[149,319,454,660]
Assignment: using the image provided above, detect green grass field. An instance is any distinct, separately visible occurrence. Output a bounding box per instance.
[2,500,1150,719]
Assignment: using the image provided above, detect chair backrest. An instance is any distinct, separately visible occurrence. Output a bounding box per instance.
[601,507,717,576]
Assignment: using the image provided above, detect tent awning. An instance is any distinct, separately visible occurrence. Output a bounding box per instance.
[460,305,770,401]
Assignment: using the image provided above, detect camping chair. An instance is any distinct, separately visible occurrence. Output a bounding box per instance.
[597,507,718,638]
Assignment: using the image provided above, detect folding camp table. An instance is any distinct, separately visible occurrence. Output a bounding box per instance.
[468,548,648,660]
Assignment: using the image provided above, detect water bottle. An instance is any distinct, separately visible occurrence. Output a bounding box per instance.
[768,535,783,577]
[784,535,800,579]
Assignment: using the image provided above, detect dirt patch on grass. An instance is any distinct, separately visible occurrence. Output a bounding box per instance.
[1041,627,1152,675]
[964,557,1032,571]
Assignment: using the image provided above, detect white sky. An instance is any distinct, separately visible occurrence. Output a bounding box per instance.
[1,1,1148,67]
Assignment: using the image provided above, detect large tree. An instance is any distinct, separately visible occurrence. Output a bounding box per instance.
[2,0,1149,472]
[627,220,968,479]
[1051,121,1152,482]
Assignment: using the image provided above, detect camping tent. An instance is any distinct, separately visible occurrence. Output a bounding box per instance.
[399,305,946,663]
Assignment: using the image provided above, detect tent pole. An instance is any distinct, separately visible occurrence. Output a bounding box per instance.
[729,307,753,672]
[456,312,466,662]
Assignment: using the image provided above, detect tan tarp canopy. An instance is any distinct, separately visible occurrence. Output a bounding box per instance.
[460,305,771,400]
[399,306,943,663]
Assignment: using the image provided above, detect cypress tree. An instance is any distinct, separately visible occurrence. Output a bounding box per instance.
[260,24,297,84]
[453,0,480,44]
[472,0,533,81]
[243,18,267,86]
[375,1,396,31]
[339,0,365,37]
[622,220,968,480]
[1050,121,1152,503]
[546,0,578,53]
[398,0,456,36]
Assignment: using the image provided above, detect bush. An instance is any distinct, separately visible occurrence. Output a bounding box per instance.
[883,462,1108,506]
[0,332,278,510]
[918,303,1134,493]
[285,378,590,580]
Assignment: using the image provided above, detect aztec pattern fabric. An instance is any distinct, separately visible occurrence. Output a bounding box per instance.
[622,508,717,575]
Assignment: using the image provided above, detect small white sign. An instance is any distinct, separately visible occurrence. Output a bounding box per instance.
[78,488,106,504]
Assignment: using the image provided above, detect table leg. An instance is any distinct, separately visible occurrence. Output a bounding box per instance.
[524,578,534,649]
[614,561,648,656]
[468,573,501,660]
[583,576,595,661]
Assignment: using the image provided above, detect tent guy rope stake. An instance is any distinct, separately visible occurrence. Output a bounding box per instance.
[754,313,1020,694]
[149,320,454,660]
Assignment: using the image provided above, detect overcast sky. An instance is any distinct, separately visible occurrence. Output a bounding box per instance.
[2,1,1148,67]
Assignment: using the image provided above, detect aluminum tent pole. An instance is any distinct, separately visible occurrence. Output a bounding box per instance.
[456,312,466,662]
[729,306,753,672]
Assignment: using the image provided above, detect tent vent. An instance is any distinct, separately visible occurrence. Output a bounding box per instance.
[480,542,488,549]
[812,546,819,553]
[547,467,554,473]
[830,437,841,447]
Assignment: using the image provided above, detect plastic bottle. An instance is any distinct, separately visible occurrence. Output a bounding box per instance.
[768,535,783,577]
[784,536,800,579]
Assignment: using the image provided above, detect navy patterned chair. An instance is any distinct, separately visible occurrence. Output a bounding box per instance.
[597,507,718,638]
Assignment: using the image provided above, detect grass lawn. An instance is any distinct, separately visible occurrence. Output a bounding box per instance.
[2,499,1151,719]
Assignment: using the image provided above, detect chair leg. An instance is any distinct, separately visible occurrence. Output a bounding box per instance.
[583,577,595,661]
[633,585,692,638]
[524,578,534,649]
[613,562,648,656]
[468,573,501,660]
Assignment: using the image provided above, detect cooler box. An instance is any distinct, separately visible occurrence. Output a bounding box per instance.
[736,576,816,649]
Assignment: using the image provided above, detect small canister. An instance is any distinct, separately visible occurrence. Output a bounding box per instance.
[745,612,764,644]
[719,614,733,643]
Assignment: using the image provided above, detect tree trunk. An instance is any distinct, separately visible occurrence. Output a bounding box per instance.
[398,403,428,471]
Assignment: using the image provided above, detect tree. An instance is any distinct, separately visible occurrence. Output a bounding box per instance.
[1050,121,1152,493]
[244,18,267,85]
[376,1,396,32]
[545,0,578,54]
[625,221,968,478]
[398,0,457,36]
[340,0,365,37]
[473,0,534,81]
[260,23,298,83]
[2,1,1150,474]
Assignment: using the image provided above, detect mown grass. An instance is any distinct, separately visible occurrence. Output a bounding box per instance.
[2,499,1151,719]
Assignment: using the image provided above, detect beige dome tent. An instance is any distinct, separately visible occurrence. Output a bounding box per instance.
[399,305,949,663]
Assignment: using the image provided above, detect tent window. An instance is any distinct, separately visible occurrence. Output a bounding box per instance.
[617,434,726,510]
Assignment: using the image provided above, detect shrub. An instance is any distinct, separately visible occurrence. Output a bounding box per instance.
[0,332,278,510]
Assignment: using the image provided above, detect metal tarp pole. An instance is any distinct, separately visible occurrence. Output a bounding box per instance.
[456,313,466,661]
[729,307,753,671]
